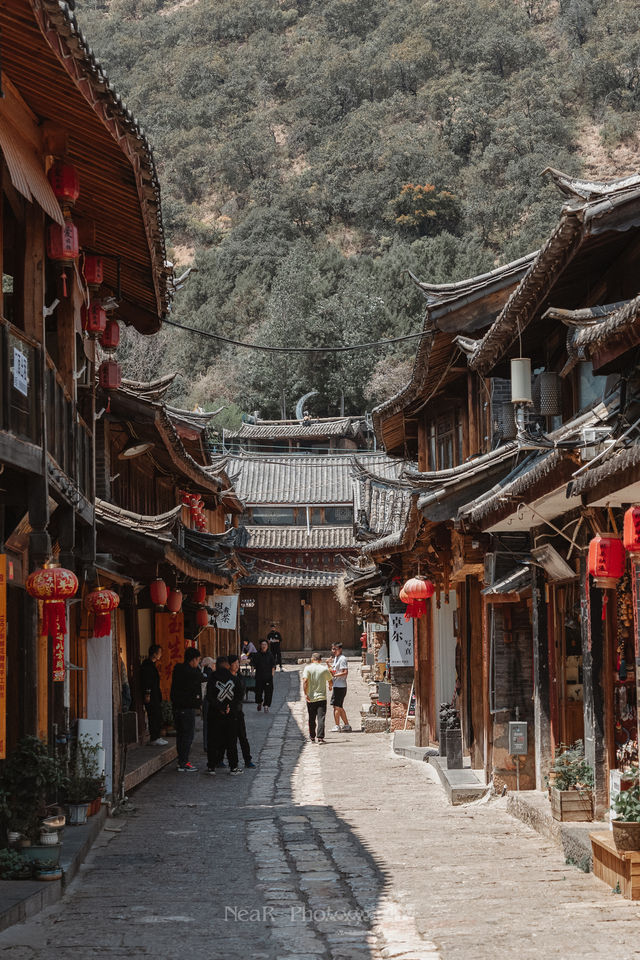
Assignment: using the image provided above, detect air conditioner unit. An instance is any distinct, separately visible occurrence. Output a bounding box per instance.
[580,427,611,461]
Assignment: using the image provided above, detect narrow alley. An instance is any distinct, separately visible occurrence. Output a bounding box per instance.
[2,664,640,960]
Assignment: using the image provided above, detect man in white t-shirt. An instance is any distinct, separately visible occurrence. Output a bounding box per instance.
[328,642,351,732]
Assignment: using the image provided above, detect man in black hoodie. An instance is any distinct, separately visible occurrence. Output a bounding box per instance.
[206,656,241,775]
[252,639,276,713]
[170,647,202,772]
[140,644,165,745]
[228,655,255,769]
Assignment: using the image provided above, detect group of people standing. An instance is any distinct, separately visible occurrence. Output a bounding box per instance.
[139,630,352,772]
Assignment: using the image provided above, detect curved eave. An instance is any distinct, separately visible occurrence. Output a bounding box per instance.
[3,0,169,332]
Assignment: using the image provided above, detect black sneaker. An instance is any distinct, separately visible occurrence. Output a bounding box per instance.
[177,762,198,772]
[206,767,216,775]
[229,768,243,776]
[245,762,257,768]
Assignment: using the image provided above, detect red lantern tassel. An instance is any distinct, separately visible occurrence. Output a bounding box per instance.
[42,601,67,682]
[404,599,426,621]
[93,612,112,638]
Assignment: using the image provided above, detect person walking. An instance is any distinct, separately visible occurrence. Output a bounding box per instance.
[200,656,215,752]
[140,644,166,745]
[252,639,276,712]
[170,647,203,772]
[267,622,283,670]
[302,651,333,744]
[329,642,352,732]
[228,655,256,768]
[206,656,241,775]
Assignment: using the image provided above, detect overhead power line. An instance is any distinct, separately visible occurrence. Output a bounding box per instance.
[163,317,426,353]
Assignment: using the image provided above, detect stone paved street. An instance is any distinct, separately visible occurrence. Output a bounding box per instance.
[2,663,640,959]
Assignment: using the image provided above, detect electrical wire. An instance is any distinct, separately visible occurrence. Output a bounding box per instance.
[163,317,427,353]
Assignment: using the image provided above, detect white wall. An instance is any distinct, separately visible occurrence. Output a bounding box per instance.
[86,635,113,795]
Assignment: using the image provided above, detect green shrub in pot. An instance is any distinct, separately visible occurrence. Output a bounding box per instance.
[0,737,65,843]
[546,740,594,792]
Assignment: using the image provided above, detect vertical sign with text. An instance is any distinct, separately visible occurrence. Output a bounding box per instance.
[0,556,6,757]
[388,613,414,667]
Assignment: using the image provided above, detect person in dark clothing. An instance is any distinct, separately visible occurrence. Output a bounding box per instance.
[267,623,283,670]
[140,644,166,745]
[170,647,202,772]
[206,656,241,775]
[252,640,276,712]
[228,655,255,769]
[200,657,215,752]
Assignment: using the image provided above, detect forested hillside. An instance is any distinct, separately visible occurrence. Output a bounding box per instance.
[76,0,640,423]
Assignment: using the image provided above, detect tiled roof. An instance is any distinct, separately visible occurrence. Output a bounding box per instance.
[351,460,420,556]
[207,453,402,505]
[225,417,366,441]
[241,569,343,588]
[246,526,358,549]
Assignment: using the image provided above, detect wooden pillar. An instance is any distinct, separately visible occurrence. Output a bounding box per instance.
[532,565,552,790]
[303,600,312,650]
[23,204,45,342]
[581,561,608,817]
[415,607,431,746]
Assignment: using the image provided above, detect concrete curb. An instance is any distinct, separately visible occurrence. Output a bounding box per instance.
[506,789,610,872]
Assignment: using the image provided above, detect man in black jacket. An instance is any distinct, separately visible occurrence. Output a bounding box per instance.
[170,647,202,772]
[140,644,165,745]
[206,656,241,775]
[252,640,276,713]
[228,655,255,769]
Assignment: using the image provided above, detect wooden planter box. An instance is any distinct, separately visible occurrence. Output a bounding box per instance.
[550,787,593,821]
[591,831,640,900]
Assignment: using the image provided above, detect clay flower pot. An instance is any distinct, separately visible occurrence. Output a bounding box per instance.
[612,820,640,852]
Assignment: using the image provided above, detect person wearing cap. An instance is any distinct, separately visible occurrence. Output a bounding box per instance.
[170,647,203,772]
[329,642,352,732]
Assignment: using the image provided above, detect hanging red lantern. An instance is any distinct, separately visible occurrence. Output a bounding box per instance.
[26,562,79,681]
[86,587,120,637]
[150,578,168,608]
[402,576,435,600]
[47,220,79,264]
[196,607,209,628]
[624,507,640,558]
[48,160,80,209]
[587,534,626,589]
[98,359,122,391]
[193,584,206,605]
[100,317,120,353]
[81,301,107,337]
[399,587,408,603]
[83,254,104,286]
[167,589,183,614]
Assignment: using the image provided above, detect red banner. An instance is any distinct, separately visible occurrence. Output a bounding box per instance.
[154,612,185,701]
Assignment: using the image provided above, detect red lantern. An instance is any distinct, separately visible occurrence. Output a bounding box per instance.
[26,562,78,681]
[86,587,120,637]
[196,607,209,628]
[48,161,80,209]
[402,576,435,600]
[100,318,120,353]
[81,302,107,336]
[98,359,122,391]
[84,254,104,286]
[150,578,167,608]
[193,584,206,605]
[399,587,408,603]
[47,220,79,264]
[167,589,183,614]
[587,534,626,589]
[624,507,640,558]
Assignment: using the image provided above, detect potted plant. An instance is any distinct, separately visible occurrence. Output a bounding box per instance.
[547,741,594,821]
[0,848,33,880]
[65,735,104,825]
[0,736,65,846]
[612,767,640,851]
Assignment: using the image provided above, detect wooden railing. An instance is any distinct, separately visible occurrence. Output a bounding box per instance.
[0,319,92,498]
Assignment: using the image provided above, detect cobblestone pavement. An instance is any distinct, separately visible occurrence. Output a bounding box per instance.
[1,663,640,959]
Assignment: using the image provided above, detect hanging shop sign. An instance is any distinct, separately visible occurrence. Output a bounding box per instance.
[212,594,239,630]
[155,612,185,701]
[388,613,414,667]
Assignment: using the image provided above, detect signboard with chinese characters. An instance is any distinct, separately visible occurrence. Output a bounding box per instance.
[212,594,239,630]
[155,612,185,701]
[388,613,414,667]
[0,557,6,757]
[13,348,28,397]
